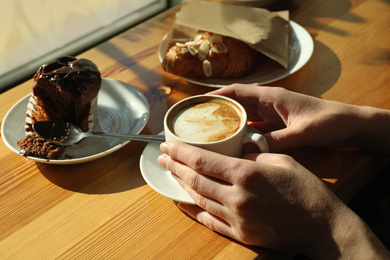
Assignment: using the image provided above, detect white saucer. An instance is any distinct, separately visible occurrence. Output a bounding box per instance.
[140,131,196,204]
[158,20,314,88]
[1,78,150,164]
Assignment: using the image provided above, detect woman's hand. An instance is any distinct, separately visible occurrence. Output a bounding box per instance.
[158,141,389,259]
[209,84,377,153]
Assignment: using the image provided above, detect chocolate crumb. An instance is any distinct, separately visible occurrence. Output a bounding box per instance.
[17,133,65,159]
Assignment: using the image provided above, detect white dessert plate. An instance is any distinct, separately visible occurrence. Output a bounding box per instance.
[1,78,150,165]
[158,20,314,88]
[140,131,196,204]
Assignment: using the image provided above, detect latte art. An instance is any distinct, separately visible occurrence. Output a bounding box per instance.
[170,98,242,143]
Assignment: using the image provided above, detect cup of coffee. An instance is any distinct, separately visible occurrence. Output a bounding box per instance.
[164,94,268,157]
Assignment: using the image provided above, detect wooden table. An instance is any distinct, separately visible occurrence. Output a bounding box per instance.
[1,0,389,258]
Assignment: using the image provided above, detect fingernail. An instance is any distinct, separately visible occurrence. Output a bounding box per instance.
[157,154,168,168]
[160,142,170,154]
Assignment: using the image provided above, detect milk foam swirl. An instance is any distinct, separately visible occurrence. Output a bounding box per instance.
[170,98,242,143]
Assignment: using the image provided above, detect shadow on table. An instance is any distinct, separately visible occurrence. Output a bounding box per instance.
[269,38,341,98]
[37,142,147,194]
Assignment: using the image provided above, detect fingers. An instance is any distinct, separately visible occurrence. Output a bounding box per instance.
[265,124,313,152]
[208,83,262,99]
[159,141,237,183]
[171,172,228,220]
[244,152,302,171]
[158,151,230,221]
[263,131,288,153]
[159,152,228,202]
[208,84,265,107]
[177,203,235,239]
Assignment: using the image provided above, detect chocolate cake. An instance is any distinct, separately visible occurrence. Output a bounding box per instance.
[17,133,65,160]
[18,56,101,159]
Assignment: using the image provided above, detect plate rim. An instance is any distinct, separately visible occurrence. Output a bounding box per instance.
[1,77,150,165]
[140,131,196,204]
[158,20,314,88]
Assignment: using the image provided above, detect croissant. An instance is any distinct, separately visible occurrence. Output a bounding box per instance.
[162,32,258,79]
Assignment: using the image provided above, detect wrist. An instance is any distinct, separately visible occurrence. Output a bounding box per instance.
[352,105,390,155]
[308,205,389,259]
[330,209,389,259]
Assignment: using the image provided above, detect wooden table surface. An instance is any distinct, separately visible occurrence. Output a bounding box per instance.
[1,0,389,258]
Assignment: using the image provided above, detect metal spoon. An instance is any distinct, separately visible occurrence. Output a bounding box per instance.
[33,121,165,146]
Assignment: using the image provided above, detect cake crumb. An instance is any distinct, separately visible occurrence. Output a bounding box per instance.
[17,133,65,159]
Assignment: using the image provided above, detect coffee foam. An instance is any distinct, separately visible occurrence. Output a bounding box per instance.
[170,97,242,143]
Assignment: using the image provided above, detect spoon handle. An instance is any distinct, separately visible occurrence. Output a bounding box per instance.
[89,132,165,143]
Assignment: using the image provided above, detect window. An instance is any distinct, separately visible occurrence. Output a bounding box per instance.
[0,0,167,92]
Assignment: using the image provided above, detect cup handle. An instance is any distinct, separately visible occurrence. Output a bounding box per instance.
[242,126,269,153]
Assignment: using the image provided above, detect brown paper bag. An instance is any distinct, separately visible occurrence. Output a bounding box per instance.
[173,0,289,68]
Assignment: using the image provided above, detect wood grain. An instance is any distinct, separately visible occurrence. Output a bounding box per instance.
[0,1,389,259]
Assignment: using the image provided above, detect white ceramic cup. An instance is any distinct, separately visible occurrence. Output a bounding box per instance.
[164,94,269,157]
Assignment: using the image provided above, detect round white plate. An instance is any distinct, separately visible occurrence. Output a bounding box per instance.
[140,131,196,204]
[158,20,314,88]
[1,78,150,164]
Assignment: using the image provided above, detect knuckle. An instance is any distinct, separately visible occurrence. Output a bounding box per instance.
[200,215,218,232]
[225,192,251,215]
[262,153,297,168]
[275,153,297,167]
[273,86,290,98]
[232,163,258,187]
[234,198,251,216]
[194,195,208,210]
[185,171,200,190]
[188,152,206,171]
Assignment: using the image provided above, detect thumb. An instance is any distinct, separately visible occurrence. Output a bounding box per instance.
[264,128,303,152]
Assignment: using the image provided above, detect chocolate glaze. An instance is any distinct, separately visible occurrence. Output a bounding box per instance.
[31,56,101,132]
[18,56,101,160]
[35,56,101,101]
